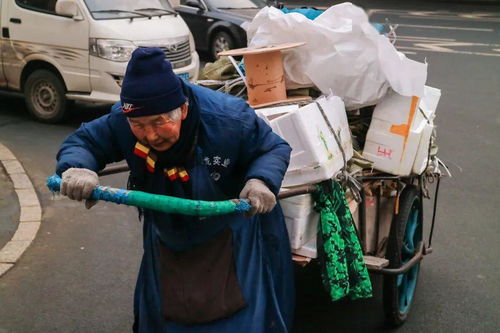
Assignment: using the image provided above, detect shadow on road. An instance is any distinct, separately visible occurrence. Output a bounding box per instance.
[293,264,399,332]
[0,94,111,128]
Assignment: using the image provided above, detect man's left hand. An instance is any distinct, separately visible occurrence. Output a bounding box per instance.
[239,179,276,216]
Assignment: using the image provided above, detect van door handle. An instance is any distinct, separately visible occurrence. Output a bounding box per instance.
[10,18,22,24]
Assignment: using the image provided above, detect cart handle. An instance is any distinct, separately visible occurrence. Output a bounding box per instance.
[47,174,251,216]
[277,184,317,199]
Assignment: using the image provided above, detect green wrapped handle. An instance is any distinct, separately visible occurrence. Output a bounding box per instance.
[47,174,251,216]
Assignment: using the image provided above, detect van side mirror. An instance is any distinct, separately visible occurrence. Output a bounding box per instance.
[56,0,84,21]
[184,0,204,11]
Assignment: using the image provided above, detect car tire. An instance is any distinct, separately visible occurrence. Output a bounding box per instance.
[210,31,235,61]
[24,69,69,123]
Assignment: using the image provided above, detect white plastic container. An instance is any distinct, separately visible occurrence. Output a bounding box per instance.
[362,86,440,176]
[279,193,319,250]
[270,94,353,186]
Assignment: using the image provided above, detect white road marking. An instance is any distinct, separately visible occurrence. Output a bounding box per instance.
[397,45,500,57]
[394,24,493,32]
[396,36,500,48]
[399,15,500,23]
[370,9,500,22]
[396,35,457,42]
[369,8,499,58]
[413,41,484,52]
[401,51,418,55]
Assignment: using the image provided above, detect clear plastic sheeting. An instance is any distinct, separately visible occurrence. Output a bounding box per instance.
[245,3,428,109]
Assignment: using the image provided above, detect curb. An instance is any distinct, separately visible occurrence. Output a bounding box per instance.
[0,143,42,277]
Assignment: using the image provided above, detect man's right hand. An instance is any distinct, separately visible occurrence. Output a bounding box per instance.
[61,168,99,209]
[239,179,276,217]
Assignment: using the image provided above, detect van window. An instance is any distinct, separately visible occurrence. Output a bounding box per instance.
[84,0,175,20]
[16,0,58,14]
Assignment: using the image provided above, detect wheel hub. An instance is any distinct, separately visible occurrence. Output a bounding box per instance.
[215,37,229,54]
[33,81,57,113]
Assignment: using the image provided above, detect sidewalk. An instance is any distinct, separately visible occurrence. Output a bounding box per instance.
[0,143,42,277]
[0,162,19,249]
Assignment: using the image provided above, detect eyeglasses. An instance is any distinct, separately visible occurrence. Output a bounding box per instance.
[129,114,177,129]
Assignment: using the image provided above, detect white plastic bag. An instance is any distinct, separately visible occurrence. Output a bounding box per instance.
[245,3,428,109]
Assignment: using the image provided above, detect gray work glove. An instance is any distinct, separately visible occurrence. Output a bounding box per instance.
[239,179,276,216]
[61,168,99,209]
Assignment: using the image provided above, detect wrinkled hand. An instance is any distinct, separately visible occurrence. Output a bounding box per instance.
[239,179,276,216]
[61,168,99,209]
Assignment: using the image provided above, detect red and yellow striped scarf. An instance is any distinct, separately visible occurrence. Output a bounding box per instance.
[133,142,190,182]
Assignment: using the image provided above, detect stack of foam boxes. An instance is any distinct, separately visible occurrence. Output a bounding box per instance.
[362,86,441,176]
[256,87,441,258]
[257,94,353,258]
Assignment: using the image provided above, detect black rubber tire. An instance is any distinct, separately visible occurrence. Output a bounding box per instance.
[383,185,422,327]
[24,69,68,123]
[210,31,235,61]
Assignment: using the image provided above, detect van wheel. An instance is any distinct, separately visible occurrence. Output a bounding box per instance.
[24,69,68,123]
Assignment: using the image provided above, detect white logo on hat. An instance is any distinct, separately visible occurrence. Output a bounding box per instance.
[122,103,144,114]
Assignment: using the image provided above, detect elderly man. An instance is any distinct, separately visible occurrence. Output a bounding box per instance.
[55,48,294,332]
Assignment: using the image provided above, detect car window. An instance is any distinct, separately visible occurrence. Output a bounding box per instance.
[209,0,267,9]
[16,0,58,14]
[179,0,204,7]
[84,0,174,19]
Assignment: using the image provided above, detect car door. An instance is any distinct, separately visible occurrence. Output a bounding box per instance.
[1,0,90,92]
[176,0,212,51]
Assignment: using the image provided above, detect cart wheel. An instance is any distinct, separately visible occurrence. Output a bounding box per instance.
[383,185,422,327]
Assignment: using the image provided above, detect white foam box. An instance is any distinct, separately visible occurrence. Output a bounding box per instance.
[288,194,360,259]
[412,86,441,174]
[256,104,300,121]
[412,122,434,175]
[292,237,318,258]
[279,193,319,251]
[270,95,353,187]
[362,86,440,176]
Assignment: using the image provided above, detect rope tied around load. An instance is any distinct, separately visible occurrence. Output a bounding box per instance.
[315,102,363,202]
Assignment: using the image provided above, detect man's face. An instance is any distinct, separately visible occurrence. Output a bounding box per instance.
[128,103,188,151]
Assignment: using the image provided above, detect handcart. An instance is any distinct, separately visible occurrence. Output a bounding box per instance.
[89,160,444,327]
[276,168,444,327]
[199,47,445,325]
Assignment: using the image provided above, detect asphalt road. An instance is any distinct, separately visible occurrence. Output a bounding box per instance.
[0,1,499,332]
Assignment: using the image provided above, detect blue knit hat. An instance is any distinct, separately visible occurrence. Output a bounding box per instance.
[120,47,187,117]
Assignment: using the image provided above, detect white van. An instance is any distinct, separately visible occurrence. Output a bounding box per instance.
[0,0,200,122]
